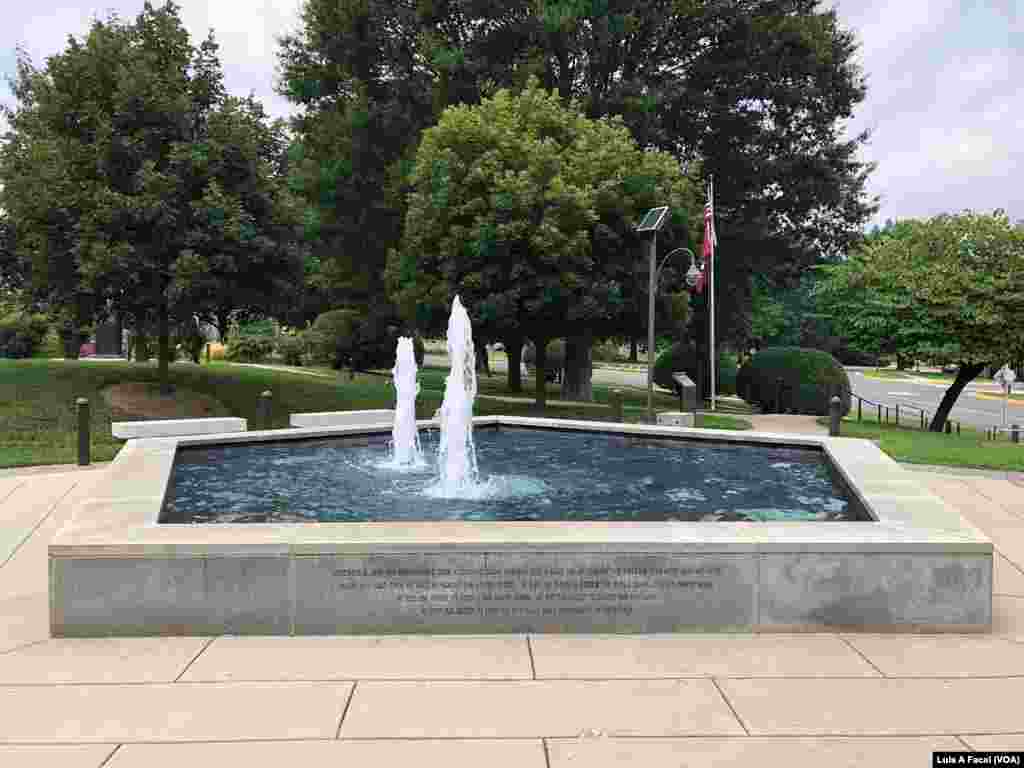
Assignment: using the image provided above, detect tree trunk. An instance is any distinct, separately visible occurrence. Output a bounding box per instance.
[629,337,638,362]
[928,362,986,432]
[533,337,549,409]
[561,332,594,402]
[158,295,172,395]
[504,334,524,392]
[476,345,491,376]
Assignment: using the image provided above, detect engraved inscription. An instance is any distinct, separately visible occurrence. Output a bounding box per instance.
[330,561,723,619]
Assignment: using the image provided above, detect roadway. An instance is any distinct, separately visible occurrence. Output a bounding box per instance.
[845,369,1021,431]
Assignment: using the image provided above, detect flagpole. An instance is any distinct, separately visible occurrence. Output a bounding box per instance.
[709,176,716,412]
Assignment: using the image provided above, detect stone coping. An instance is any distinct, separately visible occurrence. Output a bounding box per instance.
[50,415,991,558]
[111,417,247,439]
[289,410,395,428]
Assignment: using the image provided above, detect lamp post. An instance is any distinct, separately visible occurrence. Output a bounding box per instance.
[636,207,670,423]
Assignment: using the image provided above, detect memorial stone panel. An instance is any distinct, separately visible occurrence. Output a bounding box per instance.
[294,551,756,634]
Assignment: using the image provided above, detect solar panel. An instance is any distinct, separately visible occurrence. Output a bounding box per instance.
[635,206,669,233]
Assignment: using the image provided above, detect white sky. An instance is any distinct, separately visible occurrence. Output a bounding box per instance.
[2,0,1021,229]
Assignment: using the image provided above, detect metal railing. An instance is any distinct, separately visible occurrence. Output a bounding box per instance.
[985,424,1023,443]
[850,392,962,434]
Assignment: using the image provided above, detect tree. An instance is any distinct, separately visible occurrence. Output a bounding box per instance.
[0,2,303,390]
[388,80,697,407]
[277,0,876,368]
[815,212,1024,431]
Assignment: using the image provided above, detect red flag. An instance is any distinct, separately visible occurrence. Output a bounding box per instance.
[696,185,716,293]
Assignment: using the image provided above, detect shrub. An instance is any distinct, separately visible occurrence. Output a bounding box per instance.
[175,318,206,363]
[225,335,275,363]
[310,309,425,371]
[736,347,850,416]
[274,333,306,366]
[523,339,566,381]
[591,339,623,363]
[653,342,738,396]
[0,313,50,358]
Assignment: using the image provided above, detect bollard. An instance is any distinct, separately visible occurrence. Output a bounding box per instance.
[609,389,624,423]
[775,378,784,414]
[877,403,882,423]
[945,421,951,435]
[1013,424,1021,444]
[205,343,211,364]
[76,397,90,466]
[829,395,841,437]
[956,421,960,435]
[921,411,925,430]
[857,397,862,422]
[895,404,900,427]
[259,390,272,430]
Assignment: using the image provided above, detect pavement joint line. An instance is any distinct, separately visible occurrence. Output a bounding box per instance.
[96,744,121,768]
[0,480,78,570]
[0,638,49,656]
[996,550,1024,580]
[173,636,217,683]
[710,677,750,735]
[542,737,553,768]
[839,637,888,678]
[0,481,24,504]
[526,635,537,680]
[13,673,1024,687]
[335,681,357,739]
[956,735,975,750]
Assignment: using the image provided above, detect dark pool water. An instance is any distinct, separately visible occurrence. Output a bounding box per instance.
[161,427,868,524]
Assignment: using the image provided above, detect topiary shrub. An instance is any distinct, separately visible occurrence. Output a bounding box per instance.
[225,335,275,363]
[523,339,566,382]
[0,313,50,358]
[653,342,738,396]
[736,347,850,416]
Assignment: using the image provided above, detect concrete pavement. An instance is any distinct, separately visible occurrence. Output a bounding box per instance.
[2,440,1024,764]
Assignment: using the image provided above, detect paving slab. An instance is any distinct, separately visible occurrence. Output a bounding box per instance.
[843,634,1024,677]
[994,553,1024,596]
[968,478,1024,518]
[921,477,1024,533]
[961,735,1024,750]
[718,677,1024,735]
[0,745,118,768]
[546,736,966,767]
[180,635,533,682]
[340,679,744,738]
[992,596,1024,637]
[0,637,209,684]
[0,681,353,743]
[0,591,50,653]
[109,739,547,768]
[529,634,879,678]
[0,477,78,569]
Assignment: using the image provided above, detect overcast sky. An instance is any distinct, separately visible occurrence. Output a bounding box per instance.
[1,0,1021,229]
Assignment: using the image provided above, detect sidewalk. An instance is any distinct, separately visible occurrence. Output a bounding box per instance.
[2,454,1024,764]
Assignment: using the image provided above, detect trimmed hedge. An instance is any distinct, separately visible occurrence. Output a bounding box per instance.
[653,342,737,396]
[0,314,50,359]
[736,347,850,416]
[309,309,425,371]
[225,335,275,363]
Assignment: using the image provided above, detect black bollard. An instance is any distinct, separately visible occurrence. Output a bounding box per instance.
[829,395,841,437]
[76,397,90,466]
[775,378,784,414]
[1013,424,1021,444]
[945,421,951,435]
[205,343,211,364]
[259,390,272,430]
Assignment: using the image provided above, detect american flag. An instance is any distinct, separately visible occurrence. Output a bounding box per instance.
[696,181,716,293]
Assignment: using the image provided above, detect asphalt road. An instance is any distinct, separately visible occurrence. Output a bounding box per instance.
[846,369,1022,431]
[425,353,649,389]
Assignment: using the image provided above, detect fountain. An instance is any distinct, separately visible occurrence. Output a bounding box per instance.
[429,295,482,497]
[387,336,425,468]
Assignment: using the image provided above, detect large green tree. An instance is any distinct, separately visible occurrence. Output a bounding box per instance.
[0,2,303,388]
[389,80,697,406]
[277,0,876,365]
[815,212,1024,431]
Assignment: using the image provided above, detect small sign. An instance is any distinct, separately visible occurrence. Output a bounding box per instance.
[672,372,695,388]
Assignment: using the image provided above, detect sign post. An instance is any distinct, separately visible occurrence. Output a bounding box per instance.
[994,364,1016,429]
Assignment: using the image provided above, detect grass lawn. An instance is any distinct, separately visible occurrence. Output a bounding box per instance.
[0,359,751,468]
[820,413,1024,471]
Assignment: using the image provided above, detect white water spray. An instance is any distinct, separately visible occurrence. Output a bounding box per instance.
[388,337,425,468]
[430,295,481,497]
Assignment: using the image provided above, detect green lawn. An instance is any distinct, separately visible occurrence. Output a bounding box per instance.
[821,413,1024,471]
[0,359,751,468]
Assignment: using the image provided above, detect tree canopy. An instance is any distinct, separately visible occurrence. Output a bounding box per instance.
[388,79,698,404]
[0,1,303,385]
[277,0,877,350]
[815,211,1024,430]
